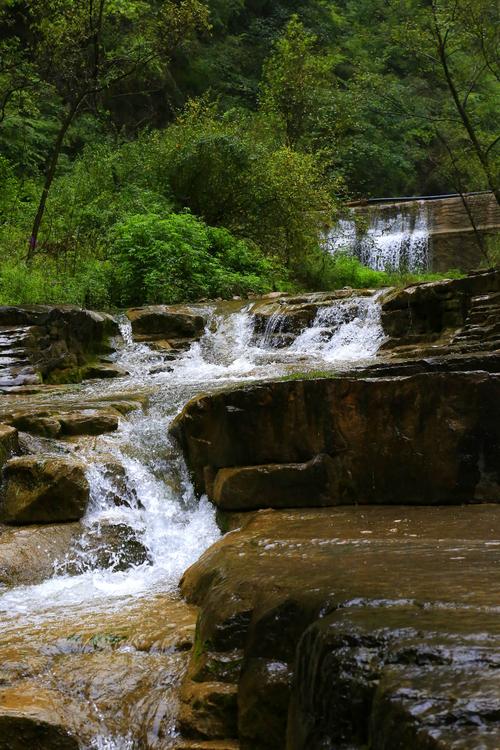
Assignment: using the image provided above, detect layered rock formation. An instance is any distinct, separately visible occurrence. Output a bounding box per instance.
[171,371,499,509]
[179,506,500,749]
[171,271,500,748]
[380,267,500,354]
[0,305,122,388]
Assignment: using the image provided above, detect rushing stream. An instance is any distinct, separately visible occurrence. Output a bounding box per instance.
[0,295,386,748]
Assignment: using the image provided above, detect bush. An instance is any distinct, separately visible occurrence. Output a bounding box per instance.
[0,257,113,308]
[109,212,280,305]
[296,249,461,291]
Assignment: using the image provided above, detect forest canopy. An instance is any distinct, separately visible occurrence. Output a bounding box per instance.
[0,0,498,306]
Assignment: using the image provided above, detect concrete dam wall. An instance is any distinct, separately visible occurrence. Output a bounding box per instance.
[326,192,500,272]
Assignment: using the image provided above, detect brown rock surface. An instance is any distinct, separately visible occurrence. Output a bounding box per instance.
[126,306,205,339]
[0,593,197,748]
[180,505,500,750]
[0,685,79,750]
[1,456,89,524]
[0,523,80,585]
[212,455,336,511]
[58,409,120,436]
[171,371,500,507]
[0,424,18,471]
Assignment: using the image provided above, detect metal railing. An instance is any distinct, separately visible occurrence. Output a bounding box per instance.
[347,190,492,207]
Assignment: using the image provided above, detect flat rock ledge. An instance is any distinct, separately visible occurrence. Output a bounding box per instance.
[171,370,500,509]
[179,505,500,750]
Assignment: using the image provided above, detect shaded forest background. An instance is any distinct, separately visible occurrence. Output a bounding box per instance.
[0,0,498,307]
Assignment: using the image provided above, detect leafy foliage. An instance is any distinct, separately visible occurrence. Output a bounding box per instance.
[0,0,496,306]
[109,212,277,305]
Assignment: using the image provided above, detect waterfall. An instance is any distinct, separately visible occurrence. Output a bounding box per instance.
[0,296,386,748]
[290,293,386,361]
[326,201,430,272]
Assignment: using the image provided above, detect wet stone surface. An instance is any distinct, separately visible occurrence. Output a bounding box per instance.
[181,506,500,750]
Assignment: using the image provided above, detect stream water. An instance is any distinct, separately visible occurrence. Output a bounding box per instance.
[0,295,386,748]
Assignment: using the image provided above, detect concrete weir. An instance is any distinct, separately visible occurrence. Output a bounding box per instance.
[326,191,500,272]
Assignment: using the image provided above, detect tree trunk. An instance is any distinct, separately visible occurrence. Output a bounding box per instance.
[433,9,500,206]
[27,100,81,262]
[437,130,490,264]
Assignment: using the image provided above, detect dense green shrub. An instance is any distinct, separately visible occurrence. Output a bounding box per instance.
[109,212,279,305]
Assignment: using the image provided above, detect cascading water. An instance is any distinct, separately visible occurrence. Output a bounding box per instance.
[0,294,386,748]
[290,292,386,361]
[326,201,430,272]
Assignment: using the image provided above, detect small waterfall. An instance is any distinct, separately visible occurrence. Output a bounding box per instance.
[262,310,287,346]
[326,202,430,272]
[0,297,387,748]
[290,293,386,361]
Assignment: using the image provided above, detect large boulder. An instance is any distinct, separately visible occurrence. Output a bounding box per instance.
[0,456,89,524]
[171,371,500,507]
[126,306,205,340]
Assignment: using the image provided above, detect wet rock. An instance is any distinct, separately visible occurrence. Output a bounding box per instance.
[180,505,500,749]
[62,523,150,574]
[179,680,238,740]
[94,455,138,507]
[0,305,120,388]
[10,413,62,438]
[212,455,336,511]
[238,659,292,749]
[1,456,89,524]
[81,362,127,379]
[126,306,205,340]
[0,684,79,750]
[0,523,80,585]
[288,606,500,750]
[58,409,120,436]
[0,425,18,471]
[171,371,500,506]
[2,406,123,439]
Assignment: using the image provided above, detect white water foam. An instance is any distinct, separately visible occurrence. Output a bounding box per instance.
[290,293,386,361]
[326,202,430,272]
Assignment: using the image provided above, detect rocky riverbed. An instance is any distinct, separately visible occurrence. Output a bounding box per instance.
[0,269,499,749]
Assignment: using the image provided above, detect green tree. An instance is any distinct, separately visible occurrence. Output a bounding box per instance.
[259,15,335,150]
[0,0,210,259]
